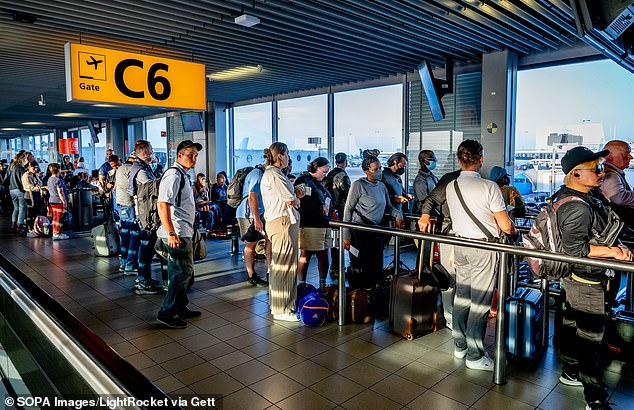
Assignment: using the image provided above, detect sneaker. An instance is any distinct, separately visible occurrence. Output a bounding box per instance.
[122,270,137,276]
[177,308,202,319]
[157,315,187,329]
[560,370,583,387]
[454,346,467,359]
[273,312,300,322]
[247,275,268,287]
[26,231,38,238]
[134,280,162,295]
[52,233,69,240]
[586,400,613,410]
[466,353,494,371]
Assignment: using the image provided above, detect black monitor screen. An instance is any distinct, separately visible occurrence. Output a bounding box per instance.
[418,61,445,122]
[180,112,203,132]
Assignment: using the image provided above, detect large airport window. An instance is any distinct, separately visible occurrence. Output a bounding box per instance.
[145,117,168,168]
[79,128,95,170]
[278,94,328,177]
[407,71,481,192]
[334,84,403,182]
[514,59,634,200]
[233,102,272,171]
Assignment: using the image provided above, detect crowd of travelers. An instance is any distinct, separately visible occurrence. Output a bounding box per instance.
[3,137,633,410]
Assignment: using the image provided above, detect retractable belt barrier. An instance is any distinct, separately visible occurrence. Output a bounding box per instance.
[329,220,634,385]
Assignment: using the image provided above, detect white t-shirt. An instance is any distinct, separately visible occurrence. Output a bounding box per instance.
[446,170,506,239]
[261,166,299,223]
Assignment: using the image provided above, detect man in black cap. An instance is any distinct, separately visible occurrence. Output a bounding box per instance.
[556,146,632,410]
[156,139,203,328]
[323,152,351,280]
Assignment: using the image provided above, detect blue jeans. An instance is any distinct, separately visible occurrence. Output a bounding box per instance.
[118,205,139,271]
[138,229,157,281]
[10,189,26,226]
[157,237,193,317]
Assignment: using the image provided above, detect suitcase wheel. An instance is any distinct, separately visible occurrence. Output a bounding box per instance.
[405,333,413,341]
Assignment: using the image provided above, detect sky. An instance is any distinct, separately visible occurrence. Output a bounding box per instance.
[515,59,634,149]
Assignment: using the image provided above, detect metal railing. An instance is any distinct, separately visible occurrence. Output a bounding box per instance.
[330,220,634,385]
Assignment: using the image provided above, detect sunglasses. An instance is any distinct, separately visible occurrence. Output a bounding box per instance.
[576,164,604,174]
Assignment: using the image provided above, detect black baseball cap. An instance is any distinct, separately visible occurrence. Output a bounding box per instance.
[561,146,609,174]
[335,152,347,163]
[177,139,202,152]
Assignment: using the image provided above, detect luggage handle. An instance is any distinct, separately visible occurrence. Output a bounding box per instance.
[417,239,434,281]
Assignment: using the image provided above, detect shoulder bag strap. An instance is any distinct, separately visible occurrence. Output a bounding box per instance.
[453,180,495,241]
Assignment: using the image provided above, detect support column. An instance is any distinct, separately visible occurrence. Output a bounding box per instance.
[207,101,229,178]
[108,119,126,157]
[480,49,517,178]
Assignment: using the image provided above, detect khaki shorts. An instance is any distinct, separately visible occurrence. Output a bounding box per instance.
[237,217,265,242]
[299,227,332,251]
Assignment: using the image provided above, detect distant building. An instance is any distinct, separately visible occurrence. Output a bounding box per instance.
[547,132,583,146]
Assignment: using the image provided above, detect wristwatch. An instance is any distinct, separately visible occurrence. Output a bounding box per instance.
[168,231,177,236]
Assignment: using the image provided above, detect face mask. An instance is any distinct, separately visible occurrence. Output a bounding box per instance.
[150,163,158,171]
[427,161,437,171]
[395,167,405,176]
[369,170,382,181]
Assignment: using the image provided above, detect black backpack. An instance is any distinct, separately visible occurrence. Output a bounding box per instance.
[227,165,262,208]
[136,167,186,233]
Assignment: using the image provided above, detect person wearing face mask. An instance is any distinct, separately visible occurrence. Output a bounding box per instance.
[413,150,439,214]
[381,152,413,212]
[294,157,333,289]
[343,150,404,289]
[150,159,164,178]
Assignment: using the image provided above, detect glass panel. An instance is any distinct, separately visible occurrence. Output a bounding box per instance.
[233,102,272,170]
[334,84,403,182]
[145,117,168,168]
[514,59,634,199]
[278,94,328,177]
[79,128,94,171]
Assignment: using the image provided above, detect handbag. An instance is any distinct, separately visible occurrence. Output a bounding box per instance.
[193,229,207,261]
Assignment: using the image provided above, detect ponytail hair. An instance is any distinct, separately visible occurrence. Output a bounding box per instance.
[264,142,289,166]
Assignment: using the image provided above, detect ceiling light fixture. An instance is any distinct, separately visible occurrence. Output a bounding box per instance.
[234,14,260,27]
[93,104,118,108]
[207,65,264,81]
[22,121,46,125]
[55,112,84,117]
[1,128,21,131]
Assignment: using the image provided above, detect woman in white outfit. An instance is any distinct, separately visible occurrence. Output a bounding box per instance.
[260,142,304,321]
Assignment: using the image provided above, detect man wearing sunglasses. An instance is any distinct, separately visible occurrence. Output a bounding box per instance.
[556,146,633,410]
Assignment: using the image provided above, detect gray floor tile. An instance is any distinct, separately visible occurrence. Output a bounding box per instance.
[309,374,365,404]
[341,389,401,410]
[310,349,360,372]
[281,360,333,386]
[225,359,278,385]
[222,387,273,410]
[338,360,391,387]
[250,373,304,403]
[369,374,428,405]
[258,348,306,371]
[430,374,488,406]
[277,388,337,410]
[406,390,467,410]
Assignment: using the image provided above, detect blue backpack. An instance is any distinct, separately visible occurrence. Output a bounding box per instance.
[297,292,329,327]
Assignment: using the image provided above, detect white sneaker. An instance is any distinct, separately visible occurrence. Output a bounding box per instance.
[26,231,38,238]
[273,312,300,322]
[454,346,467,359]
[466,353,494,371]
[53,233,69,241]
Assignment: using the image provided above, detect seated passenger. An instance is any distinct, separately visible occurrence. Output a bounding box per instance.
[343,150,403,289]
[210,172,228,232]
[193,173,220,233]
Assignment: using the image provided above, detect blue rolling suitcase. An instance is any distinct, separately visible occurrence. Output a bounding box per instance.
[505,288,544,359]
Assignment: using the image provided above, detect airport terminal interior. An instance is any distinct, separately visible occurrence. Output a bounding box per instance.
[1,1,634,409]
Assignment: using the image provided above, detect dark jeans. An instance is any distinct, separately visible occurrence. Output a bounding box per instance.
[118,205,139,271]
[157,237,193,317]
[348,229,384,288]
[560,276,609,403]
[138,229,157,281]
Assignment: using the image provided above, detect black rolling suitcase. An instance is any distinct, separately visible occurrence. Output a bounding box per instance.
[505,287,544,359]
[389,239,438,340]
[91,219,120,257]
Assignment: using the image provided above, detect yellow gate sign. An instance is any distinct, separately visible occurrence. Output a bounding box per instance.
[65,43,206,110]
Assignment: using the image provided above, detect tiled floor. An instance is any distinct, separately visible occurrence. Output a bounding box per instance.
[2,224,633,409]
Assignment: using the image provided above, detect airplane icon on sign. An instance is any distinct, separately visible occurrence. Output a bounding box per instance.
[86,56,103,69]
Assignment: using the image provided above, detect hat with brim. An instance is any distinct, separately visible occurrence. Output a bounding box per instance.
[561,146,609,174]
[177,139,203,152]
